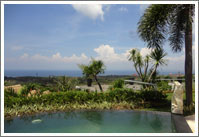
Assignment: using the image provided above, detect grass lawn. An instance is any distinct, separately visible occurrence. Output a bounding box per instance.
[166,91,195,102]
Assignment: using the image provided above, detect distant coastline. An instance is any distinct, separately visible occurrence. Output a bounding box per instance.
[5,70,135,77]
[4,70,185,77]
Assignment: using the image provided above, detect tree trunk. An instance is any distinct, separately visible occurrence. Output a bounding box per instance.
[148,64,158,82]
[94,75,103,92]
[185,7,193,106]
[143,59,149,82]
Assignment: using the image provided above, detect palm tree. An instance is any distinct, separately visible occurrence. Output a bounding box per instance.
[128,48,167,83]
[128,49,145,82]
[148,48,167,82]
[79,59,105,92]
[56,76,77,92]
[137,4,194,106]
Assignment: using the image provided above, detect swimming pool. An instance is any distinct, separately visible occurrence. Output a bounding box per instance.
[5,110,176,133]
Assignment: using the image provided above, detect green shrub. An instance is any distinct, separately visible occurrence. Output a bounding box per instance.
[112,79,125,89]
[140,89,167,103]
[157,81,172,92]
[56,76,78,92]
[183,103,195,116]
[5,88,168,109]
[5,88,18,97]
[18,85,29,96]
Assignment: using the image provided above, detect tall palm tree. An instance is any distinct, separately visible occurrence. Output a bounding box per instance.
[79,59,105,92]
[137,4,194,106]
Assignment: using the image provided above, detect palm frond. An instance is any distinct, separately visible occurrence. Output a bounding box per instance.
[137,4,175,49]
[150,48,167,66]
[168,5,186,52]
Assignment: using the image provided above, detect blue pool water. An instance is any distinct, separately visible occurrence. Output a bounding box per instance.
[5,110,176,133]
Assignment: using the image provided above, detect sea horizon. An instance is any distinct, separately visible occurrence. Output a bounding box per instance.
[4,69,185,77]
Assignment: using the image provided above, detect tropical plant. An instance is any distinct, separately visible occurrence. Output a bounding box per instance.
[148,48,167,82]
[18,85,29,96]
[79,59,106,91]
[56,76,77,92]
[128,48,167,83]
[157,81,172,92]
[5,89,167,109]
[137,4,194,106]
[112,79,125,89]
[128,49,148,82]
[5,87,18,97]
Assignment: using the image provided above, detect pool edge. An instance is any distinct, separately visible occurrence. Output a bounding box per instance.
[171,114,192,133]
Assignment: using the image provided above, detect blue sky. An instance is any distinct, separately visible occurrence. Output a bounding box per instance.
[4,4,195,73]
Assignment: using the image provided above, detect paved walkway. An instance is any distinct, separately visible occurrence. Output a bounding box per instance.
[185,115,195,133]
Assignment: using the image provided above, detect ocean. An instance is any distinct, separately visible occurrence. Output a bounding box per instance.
[4,70,136,77]
[4,70,183,77]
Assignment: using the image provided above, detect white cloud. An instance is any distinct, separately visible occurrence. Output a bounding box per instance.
[119,7,128,12]
[11,46,23,51]
[140,47,152,57]
[32,54,49,61]
[72,4,104,21]
[7,44,195,72]
[19,52,89,64]
[94,45,115,58]
[94,44,128,63]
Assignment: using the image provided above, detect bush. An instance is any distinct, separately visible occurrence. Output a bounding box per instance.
[183,103,195,116]
[5,88,18,97]
[17,83,40,96]
[56,76,78,92]
[140,89,167,103]
[18,85,30,96]
[5,88,168,109]
[157,81,172,92]
[112,79,125,89]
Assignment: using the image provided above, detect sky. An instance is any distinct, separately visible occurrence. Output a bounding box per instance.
[4,4,196,73]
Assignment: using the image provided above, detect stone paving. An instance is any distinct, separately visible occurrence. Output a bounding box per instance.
[185,114,195,133]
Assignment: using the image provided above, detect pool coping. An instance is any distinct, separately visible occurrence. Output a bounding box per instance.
[171,113,192,133]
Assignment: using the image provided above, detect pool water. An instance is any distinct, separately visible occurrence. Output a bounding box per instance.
[5,110,176,133]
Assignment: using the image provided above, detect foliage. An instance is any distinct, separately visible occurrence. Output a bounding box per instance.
[79,59,105,78]
[183,103,195,116]
[79,59,106,91]
[18,85,29,96]
[148,48,167,82]
[5,88,18,97]
[137,4,194,106]
[128,49,149,82]
[5,101,135,119]
[18,83,40,96]
[56,76,78,92]
[139,89,167,103]
[5,88,167,109]
[157,81,172,92]
[112,79,125,89]
[128,48,167,83]
[78,64,93,79]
